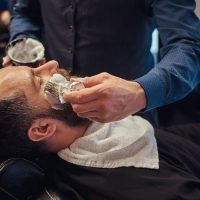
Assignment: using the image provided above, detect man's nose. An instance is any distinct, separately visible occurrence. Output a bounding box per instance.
[34,60,59,75]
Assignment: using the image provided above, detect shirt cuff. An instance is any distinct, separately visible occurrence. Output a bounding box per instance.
[134,71,166,111]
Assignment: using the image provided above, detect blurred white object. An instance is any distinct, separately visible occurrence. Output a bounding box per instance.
[7,38,45,66]
[150,29,159,65]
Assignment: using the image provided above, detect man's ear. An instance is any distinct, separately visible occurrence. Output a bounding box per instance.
[27,118,57,142]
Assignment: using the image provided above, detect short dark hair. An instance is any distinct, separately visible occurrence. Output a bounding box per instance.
[0,93,90,159]
[0,94,42,158]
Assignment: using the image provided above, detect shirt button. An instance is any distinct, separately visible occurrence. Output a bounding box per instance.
[68,25,75,32]
[68,48,73,54]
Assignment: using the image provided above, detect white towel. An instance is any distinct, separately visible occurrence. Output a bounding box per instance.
[58,115,159,169]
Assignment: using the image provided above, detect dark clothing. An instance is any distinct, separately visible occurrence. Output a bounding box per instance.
[46,124,200,200]
[0,23,9,65]
[0,0,8,11]
[10,0,200,113]
[159,86,200,126]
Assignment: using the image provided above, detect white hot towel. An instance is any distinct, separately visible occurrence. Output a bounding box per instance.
[58,115,159,169]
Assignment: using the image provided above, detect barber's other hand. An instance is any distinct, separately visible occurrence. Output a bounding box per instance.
[2,56,12,67]
[64,72,147,123]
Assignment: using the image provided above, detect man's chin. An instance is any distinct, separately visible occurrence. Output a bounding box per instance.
[50,104,91,127]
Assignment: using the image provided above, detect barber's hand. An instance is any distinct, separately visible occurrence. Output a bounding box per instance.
[64,72,147,123]
[2,56,12,67]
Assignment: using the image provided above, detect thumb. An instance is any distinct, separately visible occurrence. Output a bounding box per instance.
[2,56,12,67]
[82,73,109,87]
[70,73,110,88]
[70,76,98,88]
[84,72,111,87]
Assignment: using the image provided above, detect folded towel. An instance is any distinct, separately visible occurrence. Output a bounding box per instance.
[58,115,159,169]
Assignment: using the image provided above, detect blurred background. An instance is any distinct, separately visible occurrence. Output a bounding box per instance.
[196,0,200,16]
[0,0,11,63]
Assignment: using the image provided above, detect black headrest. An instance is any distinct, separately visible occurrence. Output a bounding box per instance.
[0,158,46,200]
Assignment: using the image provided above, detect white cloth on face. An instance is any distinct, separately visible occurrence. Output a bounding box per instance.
[58,115,159,169]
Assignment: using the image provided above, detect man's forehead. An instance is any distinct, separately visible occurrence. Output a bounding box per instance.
[1,65,33,77]
[0,67,18,85]
[0,66,25,75]
[0,66,24,82]
[0,66,31,97]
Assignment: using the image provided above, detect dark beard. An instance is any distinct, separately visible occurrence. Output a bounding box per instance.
[49,103,91,127]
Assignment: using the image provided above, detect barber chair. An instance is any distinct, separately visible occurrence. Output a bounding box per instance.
[0,158,62,200]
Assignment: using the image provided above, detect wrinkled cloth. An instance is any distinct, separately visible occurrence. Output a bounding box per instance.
[58,116,159,169]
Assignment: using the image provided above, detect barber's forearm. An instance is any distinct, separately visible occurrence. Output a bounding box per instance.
[135,44,200,111]
[139,0,200,111]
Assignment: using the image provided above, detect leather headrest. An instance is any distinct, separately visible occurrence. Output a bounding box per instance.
[0,158,46,200]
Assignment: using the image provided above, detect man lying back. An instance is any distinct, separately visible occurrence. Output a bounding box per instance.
[0,61,200,200]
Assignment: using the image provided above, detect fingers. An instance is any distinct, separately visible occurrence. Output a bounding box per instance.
[65,72,147,123]
[71,98,117,123]
[65,72,112,103]
[74,108,108,123]
[75,107,118,123]
[2,56,12,67]
[71,98,99,115]
[76,72,111,87]
[63,85,101,103]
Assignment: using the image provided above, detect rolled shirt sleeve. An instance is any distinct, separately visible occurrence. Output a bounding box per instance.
[135,0,200,111]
